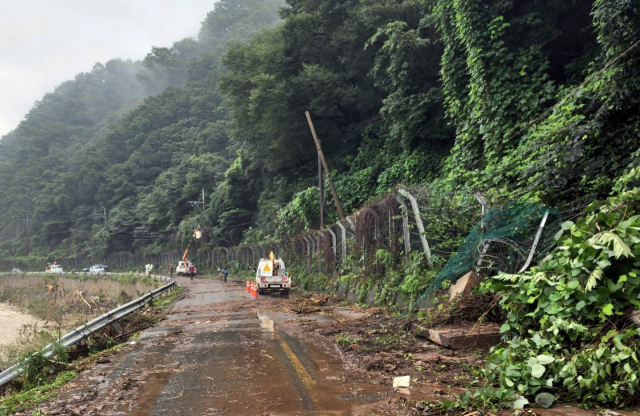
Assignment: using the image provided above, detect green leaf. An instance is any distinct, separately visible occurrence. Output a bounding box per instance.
[602,303,614,316]
[500,323,511,334]
[621,219,633,229]
[544,303,562,314]
[589,231,634,259]
[513,396,530,409]
[535,392,556,408]
[561,221,574,230]
[505,366,521,378]
[567,280,580,289]
[586,267,604,292]
[537,355,555,365]
[576,301,586,311]
[598,259,612,269]
[531,363,546,378]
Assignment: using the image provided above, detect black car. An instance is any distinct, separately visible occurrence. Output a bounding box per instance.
[82,267,90,273]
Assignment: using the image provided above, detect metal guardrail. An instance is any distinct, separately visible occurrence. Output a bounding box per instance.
[0,275,175,387]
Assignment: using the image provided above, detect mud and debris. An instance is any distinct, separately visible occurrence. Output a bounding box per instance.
[287,292,339,314]
[8,279,630,415]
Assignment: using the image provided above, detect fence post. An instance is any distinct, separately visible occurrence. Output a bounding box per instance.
[315,233,323,272]
[398,189,433,268]
[303,236,311,269]
[394,195,411,256]
[518,210,550,273]
[346,216,355,234]
[222,247,229,264]
[362,208,379,241]
[336,221,347,262]
[475,193,491,267]
[327,227,337,258]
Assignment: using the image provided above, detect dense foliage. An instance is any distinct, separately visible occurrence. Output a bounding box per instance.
[1,0,639,264]
[475,186,640,409]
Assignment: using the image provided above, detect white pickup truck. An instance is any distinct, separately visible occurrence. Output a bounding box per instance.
[255,255,291,296]
[48,265,63,274]
[176,260,197,276]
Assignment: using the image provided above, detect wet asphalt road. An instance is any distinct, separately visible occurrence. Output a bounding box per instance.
[48,276,391,415]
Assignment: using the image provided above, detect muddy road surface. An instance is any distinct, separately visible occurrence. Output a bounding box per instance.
[34,277,408,415]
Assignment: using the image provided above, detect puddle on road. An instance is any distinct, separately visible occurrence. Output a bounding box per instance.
[258,312,276,333]
[254,309,463,414]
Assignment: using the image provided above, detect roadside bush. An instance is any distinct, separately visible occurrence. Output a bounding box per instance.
[22,342,69,389]
[477,187,640,409]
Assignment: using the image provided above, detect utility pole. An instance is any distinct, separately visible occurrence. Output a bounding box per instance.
[94,208,107,229]
[305,111,346,222]
[188,188,214,227]
[318,140,325,228]
[25,214,30,256]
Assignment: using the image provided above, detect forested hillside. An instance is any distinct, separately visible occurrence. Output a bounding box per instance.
[1,0,639,260]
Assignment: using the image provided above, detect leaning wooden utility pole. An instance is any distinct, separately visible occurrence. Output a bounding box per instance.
[305,111,346,222]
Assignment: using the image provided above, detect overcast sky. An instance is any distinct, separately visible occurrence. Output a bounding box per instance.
[0,0,217,137]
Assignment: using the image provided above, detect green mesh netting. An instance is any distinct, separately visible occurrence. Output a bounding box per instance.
[416,200,559,305]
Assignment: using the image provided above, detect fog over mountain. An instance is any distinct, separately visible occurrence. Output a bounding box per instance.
[0,0,217,137]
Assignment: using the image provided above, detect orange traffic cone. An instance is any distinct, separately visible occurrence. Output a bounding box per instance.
[246,280,250,293]
[252,282,258,298]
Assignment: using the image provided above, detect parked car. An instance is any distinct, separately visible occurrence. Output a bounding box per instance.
[49,265,63,274]
[82,267,90,273]
[92,264,110,272]
[11,268,23,274]
[89,265,106,275]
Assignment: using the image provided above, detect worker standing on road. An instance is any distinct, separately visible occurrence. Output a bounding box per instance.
[169,263,174,278]
[189,264,195,281]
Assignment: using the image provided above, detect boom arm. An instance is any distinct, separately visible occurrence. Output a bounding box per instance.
[182,245,190,262]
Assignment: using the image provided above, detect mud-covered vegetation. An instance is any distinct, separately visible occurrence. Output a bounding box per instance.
[0,288,182,415]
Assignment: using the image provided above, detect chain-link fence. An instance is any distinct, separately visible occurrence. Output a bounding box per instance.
[2,187,574,302]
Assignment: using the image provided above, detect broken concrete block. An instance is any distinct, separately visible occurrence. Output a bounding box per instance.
[411,323,501,350]
[449,271,481,302]
[393,376,411,389]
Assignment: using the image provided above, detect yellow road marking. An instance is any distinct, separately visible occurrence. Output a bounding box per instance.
[274,332,319,404]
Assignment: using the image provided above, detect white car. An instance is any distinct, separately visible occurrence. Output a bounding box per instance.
[89,266,106,275]
[49,265,63,274]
